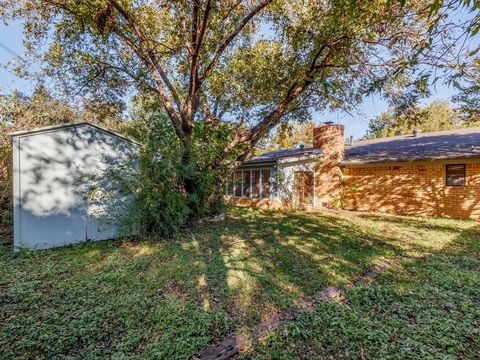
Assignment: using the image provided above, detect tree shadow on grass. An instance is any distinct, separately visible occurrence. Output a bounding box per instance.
[240,221,480,359]
[0,206,474,359]
[354,211,473,234]
[185,206,461,329]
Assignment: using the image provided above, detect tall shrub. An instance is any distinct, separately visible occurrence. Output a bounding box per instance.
[90,114,233,239]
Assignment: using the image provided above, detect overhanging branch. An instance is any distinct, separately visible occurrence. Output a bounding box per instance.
[198,0,273,86]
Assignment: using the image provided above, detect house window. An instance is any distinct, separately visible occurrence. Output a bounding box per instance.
[446,164,465,187]
[229,169,271,198]
[244,170,252,197]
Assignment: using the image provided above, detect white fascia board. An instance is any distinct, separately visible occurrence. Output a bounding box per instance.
[277,153,323,166]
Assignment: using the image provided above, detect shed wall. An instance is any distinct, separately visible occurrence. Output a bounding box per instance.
[13,125,138,250]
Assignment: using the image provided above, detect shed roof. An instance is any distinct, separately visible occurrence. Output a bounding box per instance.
[9,121,141,146]
[343,126,480,165]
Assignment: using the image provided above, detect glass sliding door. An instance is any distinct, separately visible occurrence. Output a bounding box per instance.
[261,170,270,199]
[234,171,242,197]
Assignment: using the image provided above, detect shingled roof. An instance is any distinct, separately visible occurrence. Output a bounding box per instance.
[343,126,480,165]
[242,126,480,166]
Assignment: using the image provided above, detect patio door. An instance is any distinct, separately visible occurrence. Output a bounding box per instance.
[294,171,314,207]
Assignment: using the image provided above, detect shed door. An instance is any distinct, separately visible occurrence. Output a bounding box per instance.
[294,171,314,207]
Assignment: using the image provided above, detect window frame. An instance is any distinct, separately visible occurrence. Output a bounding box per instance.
[234,170,243,196]
[446,164,466,187]
[230,168,272,199]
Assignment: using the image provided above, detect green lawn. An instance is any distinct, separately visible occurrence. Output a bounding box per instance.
[244,223,480,359]
[0,207,479,359]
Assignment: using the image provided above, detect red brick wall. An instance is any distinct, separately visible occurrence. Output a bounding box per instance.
[225,195,291,210]
[234,123,480,220]
[341,162,480,219]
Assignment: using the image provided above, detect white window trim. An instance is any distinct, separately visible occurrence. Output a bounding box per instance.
[231,168,272,199]
[250,169,253,198]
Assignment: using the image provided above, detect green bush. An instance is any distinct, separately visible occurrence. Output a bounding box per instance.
[0,145,12,238]
[0,206,12,238]
[90,116,232,239]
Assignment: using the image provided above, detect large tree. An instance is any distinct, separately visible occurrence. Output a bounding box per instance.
[2,4,439,138]
[0,0,469,201]
[453,58,480,125]
[255,121,317,155]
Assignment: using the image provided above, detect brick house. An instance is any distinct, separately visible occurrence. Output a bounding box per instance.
[228,123,480,220]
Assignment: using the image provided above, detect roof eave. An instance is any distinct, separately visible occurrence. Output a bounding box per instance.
[341,154,480,166]
[8,121,142,146]
[241,149,323,166]
[239,160,277,168]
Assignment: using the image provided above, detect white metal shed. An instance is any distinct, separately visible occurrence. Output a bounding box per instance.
[10,122,140,250]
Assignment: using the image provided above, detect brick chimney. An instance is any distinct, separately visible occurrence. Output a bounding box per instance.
[313,122,345,208]
[313,122,345,161]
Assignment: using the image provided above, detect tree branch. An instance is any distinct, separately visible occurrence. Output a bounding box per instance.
[195,0,213,59]
[106,0,189,144]
[108,1,181,108]
[92,59,189,140]
[212,38,346,169]
[184,0,213,127]
[198,0,273,85]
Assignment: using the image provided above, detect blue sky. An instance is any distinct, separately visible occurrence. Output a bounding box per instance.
[318,82,459,139]
[0,20,464,139]
[0,22,35,94]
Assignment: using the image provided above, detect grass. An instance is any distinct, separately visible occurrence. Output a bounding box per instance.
[244,232,480,359]
[0,206,479,359]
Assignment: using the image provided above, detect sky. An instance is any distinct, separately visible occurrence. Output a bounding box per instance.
[319,82,458,139]
[0,18,466,139]
[0,22,35,94]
